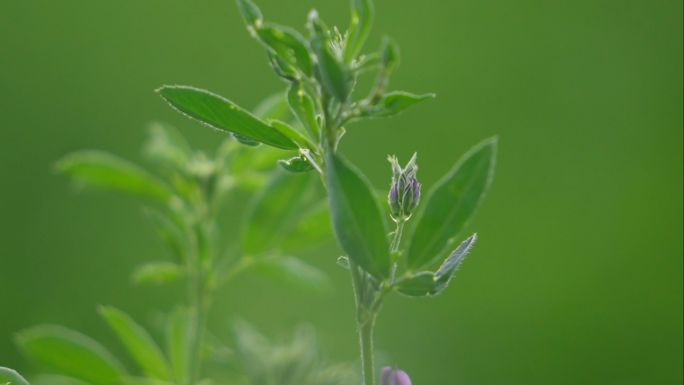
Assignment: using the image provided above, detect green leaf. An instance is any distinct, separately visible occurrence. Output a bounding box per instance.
[252,255,332,293]
[0,367,30,385]
[143,122,193,171]
[396,235,477,297]
[256,23,313,76]
[55,150,173,203]
[344,0,374,62]
[325,152,390,279]
[15,325,126,385]
[361,92,434,118]
[434,234,477,287]
[156,86,299,150]
[406,137,497,269]
[395,272,438,297]
[312,40,351,102]
[98,306,171,381]
[119,377,174,385]
[243,170,315,255]
[166,307,194,385]
[287,82,319,141]
[268,120,316,150]
[237,0,262,27]
[279,156,314,173]
[252,92,292,122]
[278,201,332,252]
[131,262,185,286]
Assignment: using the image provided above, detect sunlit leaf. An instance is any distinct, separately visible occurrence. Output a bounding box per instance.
[56,150,173,202]
[256,23,313,76]
[98,306,171,381]
[156,86,299,150]
[434,234,477,288]
[406,137,497,269]
[0,367,30,385]
[15,325,126,385]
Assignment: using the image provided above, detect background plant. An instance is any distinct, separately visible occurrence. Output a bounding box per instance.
[11,96,351,385]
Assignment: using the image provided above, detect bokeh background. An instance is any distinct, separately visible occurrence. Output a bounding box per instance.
[1,0,682,384]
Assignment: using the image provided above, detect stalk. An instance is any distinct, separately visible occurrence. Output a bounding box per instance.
[359,314,377,385]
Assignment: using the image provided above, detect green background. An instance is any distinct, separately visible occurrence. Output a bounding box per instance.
[1,0,682,384]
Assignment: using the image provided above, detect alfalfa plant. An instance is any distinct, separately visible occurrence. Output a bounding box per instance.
[11,101,353,385]
[155,0,497,383]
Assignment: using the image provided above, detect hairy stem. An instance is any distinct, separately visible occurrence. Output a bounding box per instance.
[390,218,405,253]
[360,314,377,385]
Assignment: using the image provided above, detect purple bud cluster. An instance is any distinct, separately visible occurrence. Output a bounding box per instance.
[380,367,412,385]
[388,153,421,219]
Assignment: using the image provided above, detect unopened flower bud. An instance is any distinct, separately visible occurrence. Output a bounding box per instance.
[388,153,421,220]
[380,367,412,385]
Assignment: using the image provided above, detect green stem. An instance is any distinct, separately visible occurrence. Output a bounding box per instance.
[360,314,377,385]
[390,218,405,253]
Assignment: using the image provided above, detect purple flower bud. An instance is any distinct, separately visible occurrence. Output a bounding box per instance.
[387,153,421,219]
[380,367,412,385]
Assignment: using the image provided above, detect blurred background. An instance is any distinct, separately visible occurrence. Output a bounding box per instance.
[1,0,682,384]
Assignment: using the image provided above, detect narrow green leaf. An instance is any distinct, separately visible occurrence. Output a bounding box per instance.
[237,0,262,27]
[156,86,299,150]
[166,307,194,385]
[15,325,126,385]
[406,137,497,269]
[0,367,30,385]
[98,306,171,381]
[252,92,292,122]
[278,201,332,252]
[256,23,312,76]
[268,120,316,150]
[312,41,351,102]
[344,0,374,62]
[287,82,319,141]
[396,272,438,297]
[252,255,333,293]
[361,92,434,118]
[56,150,172,202]
[279,156,314,173]
[435,234,477,287]
[325,152,390,279]
[243,170,315,255]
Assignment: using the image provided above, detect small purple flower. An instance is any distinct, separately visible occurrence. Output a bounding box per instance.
[380,367,412,385]
[388,153,421,220]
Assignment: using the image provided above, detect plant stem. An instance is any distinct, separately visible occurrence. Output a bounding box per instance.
[390,218,405,253]
[360,314,377,385]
